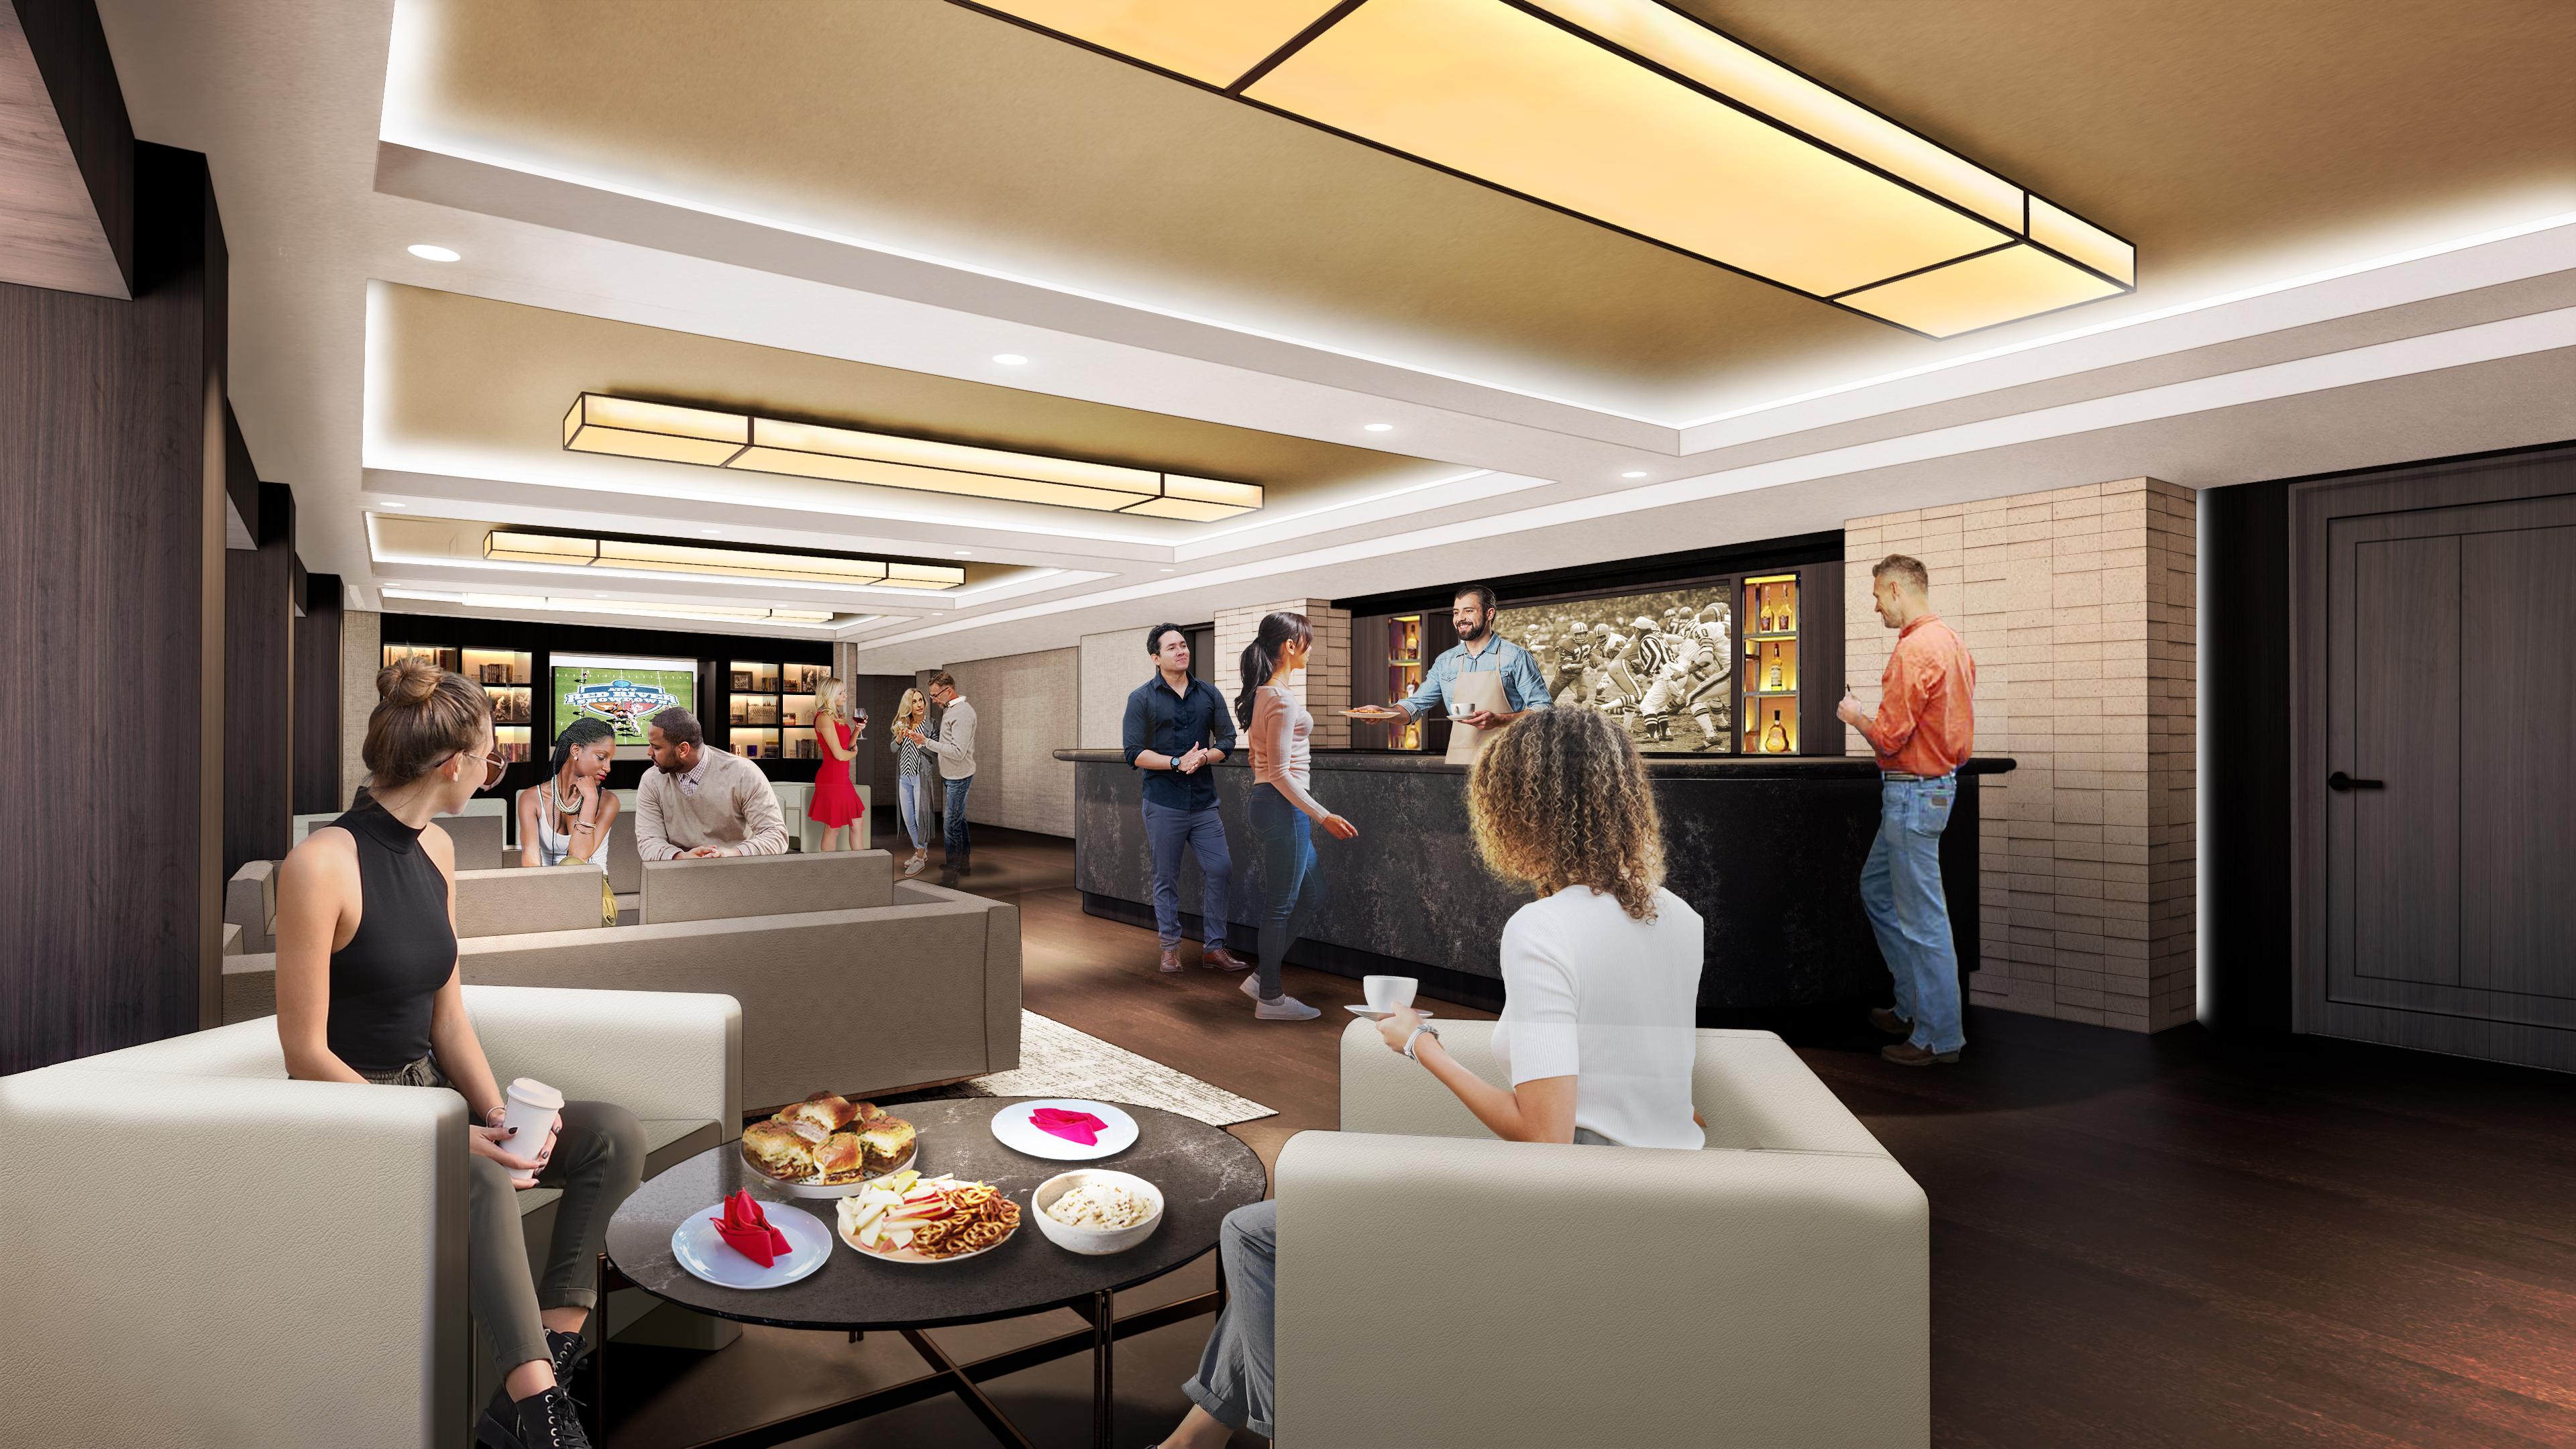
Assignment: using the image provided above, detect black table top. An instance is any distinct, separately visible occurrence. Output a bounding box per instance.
[605,1097,1269,1331]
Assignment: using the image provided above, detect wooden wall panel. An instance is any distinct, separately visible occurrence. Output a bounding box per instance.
[293,572,343,814]
[0,142,225,1073]
[0,0,133,295]
[223,473,293,877]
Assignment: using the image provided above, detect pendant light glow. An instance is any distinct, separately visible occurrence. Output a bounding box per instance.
[561,394,1265,519]
[484,528,967,590]
[957,0,2135,337]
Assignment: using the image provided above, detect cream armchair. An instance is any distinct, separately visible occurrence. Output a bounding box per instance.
[0,985,740,1449]
[1272,1019,1928,1448]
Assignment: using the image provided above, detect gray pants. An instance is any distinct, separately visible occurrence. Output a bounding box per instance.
[366,1056,646,1377]
[1142,798,1233,951]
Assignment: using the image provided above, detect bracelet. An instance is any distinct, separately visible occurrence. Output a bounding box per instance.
[1402,1024,1441,1062]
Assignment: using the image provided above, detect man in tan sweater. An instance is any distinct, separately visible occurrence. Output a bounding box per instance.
[636,708,788,859]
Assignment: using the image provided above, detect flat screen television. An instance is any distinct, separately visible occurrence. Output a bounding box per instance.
[551,654,698,760]
[1495,584,1735,753]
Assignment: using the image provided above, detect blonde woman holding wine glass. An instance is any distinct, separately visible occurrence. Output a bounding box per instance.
[808,676,866,852]
[888,687,932,876]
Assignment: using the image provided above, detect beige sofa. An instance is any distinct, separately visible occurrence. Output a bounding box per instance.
[1271,1019,1929,1447]
[223,869,1018,1114]
[0,985,739,1449]
[224,860,610,963]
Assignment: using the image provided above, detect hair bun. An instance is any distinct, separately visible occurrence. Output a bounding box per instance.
[377,656,443,704]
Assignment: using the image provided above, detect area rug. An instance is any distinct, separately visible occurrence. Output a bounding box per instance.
[883,1011,1276,1128]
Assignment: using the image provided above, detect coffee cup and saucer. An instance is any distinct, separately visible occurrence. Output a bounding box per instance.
[1345,975,1433,1021]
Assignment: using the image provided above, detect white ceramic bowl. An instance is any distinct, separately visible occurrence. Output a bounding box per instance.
[1031,1169,1164,1255]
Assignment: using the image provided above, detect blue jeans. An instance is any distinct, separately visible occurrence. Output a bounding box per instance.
[896,772,928,852]
[1142,799,1233,951]
[1860,775,1964,1054]
[1248,784,1325,1002]
[942,775,973,863]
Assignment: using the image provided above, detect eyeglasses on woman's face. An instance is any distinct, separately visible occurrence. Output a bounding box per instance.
[465,749,507,791]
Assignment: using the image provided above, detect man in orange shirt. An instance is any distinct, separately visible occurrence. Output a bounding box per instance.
[1837,555,1978,1065]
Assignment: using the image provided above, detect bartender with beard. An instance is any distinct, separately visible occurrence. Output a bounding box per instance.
[1354,583,1551,757]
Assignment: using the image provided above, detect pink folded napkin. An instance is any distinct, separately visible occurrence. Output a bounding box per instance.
[1031,1107,1109,1146]
[710,1190,792,1268]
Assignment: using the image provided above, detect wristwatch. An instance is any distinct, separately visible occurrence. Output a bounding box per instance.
[1402,1023,1442,1062]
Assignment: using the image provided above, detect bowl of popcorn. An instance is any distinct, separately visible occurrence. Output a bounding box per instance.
[1031,1169,1164,1255]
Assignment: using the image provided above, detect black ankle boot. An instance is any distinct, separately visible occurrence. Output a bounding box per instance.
[513,1385,594,1448]
[547,1327,590,1385]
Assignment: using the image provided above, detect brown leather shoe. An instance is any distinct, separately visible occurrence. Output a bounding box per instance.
[1870,1006,1912,1036]
[1201,945,1252,972]
[1159,948,1183,973]
[1882,1042,1960,1066]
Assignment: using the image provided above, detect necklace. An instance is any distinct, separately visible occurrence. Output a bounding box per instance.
[541,773,584,827]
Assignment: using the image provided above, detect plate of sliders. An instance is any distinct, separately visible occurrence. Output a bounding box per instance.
[833,1171,1024,1265]
[739,1092,920,1198]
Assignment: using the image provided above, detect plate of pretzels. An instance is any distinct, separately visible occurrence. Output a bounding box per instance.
[738,1092,919,1198]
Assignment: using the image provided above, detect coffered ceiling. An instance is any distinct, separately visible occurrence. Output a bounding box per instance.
[85,0,2576,667]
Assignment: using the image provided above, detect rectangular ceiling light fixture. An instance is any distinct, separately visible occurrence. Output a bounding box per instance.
[484,528,966,590]
[384,588,847,627]
[956,0,2134,337]
[563,393,1266,519]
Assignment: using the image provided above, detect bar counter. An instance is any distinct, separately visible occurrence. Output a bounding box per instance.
[1057,749,2015,1020]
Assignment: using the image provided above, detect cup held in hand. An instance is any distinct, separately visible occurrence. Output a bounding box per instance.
[1363,975,1417,1012]
[500,1077,564,1168]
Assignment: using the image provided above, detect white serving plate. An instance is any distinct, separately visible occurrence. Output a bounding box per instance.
[1344,1005,1436,1021]
[670,1199,835,1290]
[745,1144,918,1199]
[836,1188,1022,1265]
[989,1099,1140,1161]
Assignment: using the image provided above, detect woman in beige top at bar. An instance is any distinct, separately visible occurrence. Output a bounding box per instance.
[1232,611,1356,1020]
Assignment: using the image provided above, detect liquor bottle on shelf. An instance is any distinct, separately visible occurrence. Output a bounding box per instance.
[1765,644,1784,690]
[1762,708,1790,754]
[1776,584,1796,633]
[1758,595,1773,633]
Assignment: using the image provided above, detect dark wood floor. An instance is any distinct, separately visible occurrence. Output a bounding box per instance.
[606,828,2576,1447]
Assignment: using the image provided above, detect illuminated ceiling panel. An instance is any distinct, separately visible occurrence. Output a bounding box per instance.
[959,0,2135,336]
[560,392,1265,519]
[484,527,965,590]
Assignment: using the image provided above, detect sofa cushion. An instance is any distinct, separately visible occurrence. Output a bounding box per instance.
[453,865,608,937]
[639,849,894,924]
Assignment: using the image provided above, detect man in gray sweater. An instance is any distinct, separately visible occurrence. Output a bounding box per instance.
[637,707,788,859]
[903,672,977,883]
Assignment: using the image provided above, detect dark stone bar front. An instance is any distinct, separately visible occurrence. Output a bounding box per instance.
[1059,749,2013,1022]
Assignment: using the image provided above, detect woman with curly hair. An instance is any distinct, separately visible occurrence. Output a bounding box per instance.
[1151,706,1703,1449]
[1371,701,1705,1146]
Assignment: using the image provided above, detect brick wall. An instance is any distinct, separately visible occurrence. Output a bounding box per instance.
[1843,477,2196,1032]
[1214,600,1350,750]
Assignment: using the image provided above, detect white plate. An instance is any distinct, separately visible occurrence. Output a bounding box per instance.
[745,1144,919,1199]
[669,1199,836,1290]
[1344,1005,1436,1021]
[989,1099,1140,1161]
[837,1199,1022,1265]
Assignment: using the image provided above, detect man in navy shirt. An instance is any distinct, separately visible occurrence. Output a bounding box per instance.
[1122,623,1252,974]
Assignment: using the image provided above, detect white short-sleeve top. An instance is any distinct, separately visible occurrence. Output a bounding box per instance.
[1488,884,1705,1150]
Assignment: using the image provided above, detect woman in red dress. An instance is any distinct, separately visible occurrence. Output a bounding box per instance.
[809,675,867,851]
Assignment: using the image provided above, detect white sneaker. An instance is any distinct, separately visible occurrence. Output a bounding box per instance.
[1240,973,1262,1000]
[1254,994,1320,1021]
[902,852,926,877]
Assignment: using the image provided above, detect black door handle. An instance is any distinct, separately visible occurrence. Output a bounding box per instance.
[2328,771,2384,792]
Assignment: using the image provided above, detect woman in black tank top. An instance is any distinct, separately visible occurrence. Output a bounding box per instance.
[275,660,641,1449]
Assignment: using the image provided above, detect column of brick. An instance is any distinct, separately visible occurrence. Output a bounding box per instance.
[2146,482,2199,1030]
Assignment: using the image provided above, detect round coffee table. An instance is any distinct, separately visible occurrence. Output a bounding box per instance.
[602,1097,1268,1448]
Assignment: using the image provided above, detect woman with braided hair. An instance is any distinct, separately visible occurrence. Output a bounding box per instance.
[1149,704,1703,1449]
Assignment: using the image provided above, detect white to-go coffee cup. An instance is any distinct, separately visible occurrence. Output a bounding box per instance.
[499,1077,565,1167]
[1363,975,1417,1012]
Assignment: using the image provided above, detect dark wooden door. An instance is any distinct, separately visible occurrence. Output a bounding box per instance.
[2299,449,2576,1069]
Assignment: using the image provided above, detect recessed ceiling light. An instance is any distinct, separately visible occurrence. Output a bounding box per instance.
[407,244,460,262]
[702,529,721,535]
[1363,423,1394,432]
[955,550,973,556]
[378,501,407,508]
[1161,568,1174,572]
[992,354,1028,366]
[1621,470,1648,478]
